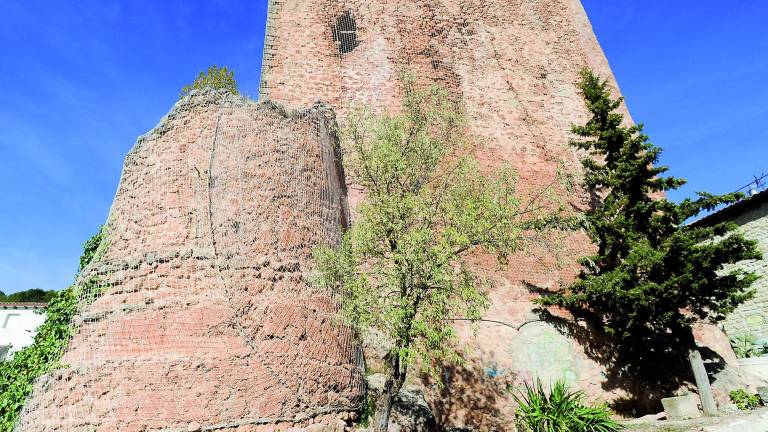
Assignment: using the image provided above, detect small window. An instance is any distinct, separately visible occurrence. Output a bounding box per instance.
[332,11,359,55]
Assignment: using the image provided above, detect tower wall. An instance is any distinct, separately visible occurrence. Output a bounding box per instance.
[260,0,629,427]
[16,91,364,431]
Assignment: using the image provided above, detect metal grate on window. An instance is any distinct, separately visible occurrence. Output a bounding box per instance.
[332,11,360,55]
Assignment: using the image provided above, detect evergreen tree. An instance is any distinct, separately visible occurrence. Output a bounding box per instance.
[540,69,762,382]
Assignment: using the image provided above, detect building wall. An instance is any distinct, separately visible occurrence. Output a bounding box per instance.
[260,0,640,427]
[723,201,768,340]
[0,307,45,360]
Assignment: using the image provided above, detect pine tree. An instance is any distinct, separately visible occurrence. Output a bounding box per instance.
[540,69,761,389]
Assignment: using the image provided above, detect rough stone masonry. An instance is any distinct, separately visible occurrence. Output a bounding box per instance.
[261,0,624,426]
[260,0,760,428]
[16,91,364,431]
[15,1,760,431]
[694,191,768,340]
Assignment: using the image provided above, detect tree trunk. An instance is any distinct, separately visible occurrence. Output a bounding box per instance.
[688,348,718,416]
[373,354,406,432]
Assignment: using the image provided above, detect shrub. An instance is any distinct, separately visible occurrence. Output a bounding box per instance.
[358,395,376,428]
[0,229,106,431]
[180,65,238,99]
[729,389,762,410]
[0,284,79,430]
[513,379,622,432]
[730,334,766,359]
[78,225,106,273]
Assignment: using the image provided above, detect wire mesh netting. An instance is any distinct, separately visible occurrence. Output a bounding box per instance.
[15,91,365,431]
[14,0,630,429]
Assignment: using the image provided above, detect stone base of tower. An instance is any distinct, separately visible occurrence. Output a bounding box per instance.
[15,91,364,432]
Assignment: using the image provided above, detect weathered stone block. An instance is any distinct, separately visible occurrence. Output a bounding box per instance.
[661,395,702,421]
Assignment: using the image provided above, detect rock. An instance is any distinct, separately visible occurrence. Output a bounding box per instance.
[256,255,270,269]
[392,387,436,432]
[366,374,387,392]
[720,403,741,415]
[757,386,768,404]
[705,349,768,406]
[261,268,276,281]
[661,394,702,420]
[304,420,345,432]
[305,424,332,432]
[333,419,348,432]
[280,260,301,272]
[187,423,201,432]
[631,412,666,422]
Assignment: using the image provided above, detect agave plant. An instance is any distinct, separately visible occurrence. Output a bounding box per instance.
[513,379,622,432]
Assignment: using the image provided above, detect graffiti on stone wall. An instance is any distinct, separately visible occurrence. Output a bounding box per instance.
[506,321,581,387]
[475,321,586,392]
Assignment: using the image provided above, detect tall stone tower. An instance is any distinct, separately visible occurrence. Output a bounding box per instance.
[14,2,751,431]
[260,0,619,183]
[260,0,624,427]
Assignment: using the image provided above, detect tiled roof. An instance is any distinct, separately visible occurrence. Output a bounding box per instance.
[0,303,48,309]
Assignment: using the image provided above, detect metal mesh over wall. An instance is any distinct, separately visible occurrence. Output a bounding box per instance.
[257,0,627,428]
[17,0,641,429]
[15,90,364,431]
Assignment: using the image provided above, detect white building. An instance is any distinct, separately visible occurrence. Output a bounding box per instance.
[0,303,47,361]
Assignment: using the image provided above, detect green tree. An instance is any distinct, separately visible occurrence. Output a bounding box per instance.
[539,69,761,392]
[179,65,238,99]
[314,74,569,432]
[0,289,56,303]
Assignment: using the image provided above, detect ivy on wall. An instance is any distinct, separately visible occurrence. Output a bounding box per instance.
[0,228,105,431]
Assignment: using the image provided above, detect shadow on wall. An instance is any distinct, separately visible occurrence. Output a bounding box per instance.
[523,282,731,417]
[422,362,509,431]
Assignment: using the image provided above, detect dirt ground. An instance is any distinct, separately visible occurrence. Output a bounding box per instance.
[623,407,768,432]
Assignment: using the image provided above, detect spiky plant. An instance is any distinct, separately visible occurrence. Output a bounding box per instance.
[513,379,622,432]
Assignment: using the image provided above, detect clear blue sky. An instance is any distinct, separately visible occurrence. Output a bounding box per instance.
[0,0,766,294]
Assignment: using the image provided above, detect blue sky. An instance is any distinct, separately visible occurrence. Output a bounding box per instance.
[0,1,766,294]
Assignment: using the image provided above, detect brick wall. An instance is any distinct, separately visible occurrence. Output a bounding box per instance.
[15,91,363,432]
[260,0,638,426]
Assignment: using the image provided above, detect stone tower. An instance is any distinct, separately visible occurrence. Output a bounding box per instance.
[16,92,364,431]
[260,2,757,427]
[15,2,749,431]
[260,0,624,427]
